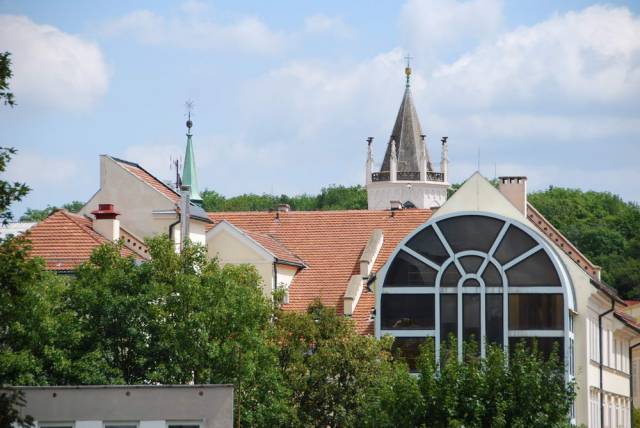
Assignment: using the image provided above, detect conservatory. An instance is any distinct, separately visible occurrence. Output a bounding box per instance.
[375,211,575,374]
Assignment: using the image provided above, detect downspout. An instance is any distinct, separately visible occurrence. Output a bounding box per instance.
[273,261,278,293]
[629,342,640,425]
[168,213,181,247]
[599,298,615,428]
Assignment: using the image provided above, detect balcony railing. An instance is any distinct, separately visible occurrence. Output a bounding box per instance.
[371,171,445,182]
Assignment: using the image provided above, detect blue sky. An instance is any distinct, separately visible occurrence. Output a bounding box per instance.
[1,0,639,216]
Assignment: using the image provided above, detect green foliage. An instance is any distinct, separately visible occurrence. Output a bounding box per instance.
[201,184,368,212]
[529,187,640,297]
[415,339,574,428]
[633,407,640,428]
[0,147,30,224]
[20,201,84,222]
[274,301,421,427]
[0,389,33,428]
[0,52,15,107]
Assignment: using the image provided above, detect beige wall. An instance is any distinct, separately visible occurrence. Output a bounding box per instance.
[81,156,178,240]
[207,228,274,297]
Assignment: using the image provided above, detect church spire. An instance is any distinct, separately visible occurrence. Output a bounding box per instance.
[182,106,202,205]
[380,62,432,175]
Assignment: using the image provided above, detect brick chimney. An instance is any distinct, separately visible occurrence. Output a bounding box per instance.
[277,203,290,213]
[498,176,527,216]
[91,204,121,241]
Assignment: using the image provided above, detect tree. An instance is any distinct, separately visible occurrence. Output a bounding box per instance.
[0,148,29,224]
[274,301,422,427]
[20,201,84,222]
[0,52,15,107]
[66,236,292,426]
[529,187,640,297]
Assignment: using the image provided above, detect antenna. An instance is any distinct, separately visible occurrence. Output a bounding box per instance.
[477,147,481,172]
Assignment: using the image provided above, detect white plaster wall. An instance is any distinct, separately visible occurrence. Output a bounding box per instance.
[366,181,448,210]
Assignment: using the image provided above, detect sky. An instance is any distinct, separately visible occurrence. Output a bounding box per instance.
[1,0,639,216]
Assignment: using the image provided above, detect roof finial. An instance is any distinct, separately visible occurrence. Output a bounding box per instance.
[185,100,194,135]
[404,54,413,87]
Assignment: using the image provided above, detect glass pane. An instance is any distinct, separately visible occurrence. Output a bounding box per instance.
[459,255,484,273]
[482,262,502,287]
[486,294,503,346]
[406,226,449,266]
[494,225,538,264]
[440,294,457,344]
[391,337,428,371]
[508,337,564,361]
[169,425,200,428]
[462,279,480,287]
[509,294,564,330]
[440,263,461,287]
[463,294,480,344]
[506,250,561,287]
[381,294,435,330]
[385,250,437,286]
[437,215,504,253]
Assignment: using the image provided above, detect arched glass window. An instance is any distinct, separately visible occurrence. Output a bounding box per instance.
[376,212,574,370]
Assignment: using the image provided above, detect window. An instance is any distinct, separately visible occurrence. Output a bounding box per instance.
[381,294,435,330]
[385,250,437,286]
[105,424,137,428]
[168,423,201,428]
[508,294,563,330]
[440,294,457,344]
[486,294,503,346]
[508,337,564,361]
[379,213,570,364]
[406,226,449,265]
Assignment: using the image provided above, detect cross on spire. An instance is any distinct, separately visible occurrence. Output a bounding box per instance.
[404,54,413,87]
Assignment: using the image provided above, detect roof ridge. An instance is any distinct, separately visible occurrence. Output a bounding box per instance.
[57,209,108,246]
[110,155,180,199]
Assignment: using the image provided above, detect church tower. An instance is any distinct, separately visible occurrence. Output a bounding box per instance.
[366,62,449,210]
[182,111,203,206]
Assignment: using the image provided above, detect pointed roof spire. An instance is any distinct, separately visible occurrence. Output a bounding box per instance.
[182,102,202,205]
[380,62,432,174]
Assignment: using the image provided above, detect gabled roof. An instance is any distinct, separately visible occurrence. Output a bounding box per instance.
[208,209,432,333]
[208,220,305,267]
[614,310,640,333]
[26,210,136,272]
[112,157,181,204]
[380,85,431,173]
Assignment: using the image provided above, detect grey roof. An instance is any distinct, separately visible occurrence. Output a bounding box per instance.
[380,86,432,173]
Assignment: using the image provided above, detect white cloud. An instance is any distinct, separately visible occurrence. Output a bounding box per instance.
[428,5,640,111]
[5,151,79,187]
[399,0,503,61]
[102,7,286,54]
[304,14,351,37]
[0,15,109,111]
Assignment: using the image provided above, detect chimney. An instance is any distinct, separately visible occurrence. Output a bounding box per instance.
[91,204,121,241]
[498,176,527,216]
[277,203,290,213]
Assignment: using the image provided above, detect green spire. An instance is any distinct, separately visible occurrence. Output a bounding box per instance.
[182,114,202,205]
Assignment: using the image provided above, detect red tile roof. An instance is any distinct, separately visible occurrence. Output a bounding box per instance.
[244,230,305,267]
[208,209,432,334]
[113,157,180,203]
[26,210,136,272]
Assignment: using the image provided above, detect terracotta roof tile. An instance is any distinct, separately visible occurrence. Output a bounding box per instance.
[208,209,431,334]
[243,230,305,266]
[26,210,136,272]
[113,157,180,203]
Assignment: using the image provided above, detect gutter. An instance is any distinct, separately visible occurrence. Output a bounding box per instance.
[168,213,181,244]
[630,342,640,424]
[599,297,615,428]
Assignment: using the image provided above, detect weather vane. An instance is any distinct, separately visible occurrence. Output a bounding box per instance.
[185,100,194,132]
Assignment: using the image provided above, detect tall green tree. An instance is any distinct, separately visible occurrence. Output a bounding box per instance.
[0,148,29,225]
[20,201,84,222]
[0,52,15,107]
[529,187,640,297]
